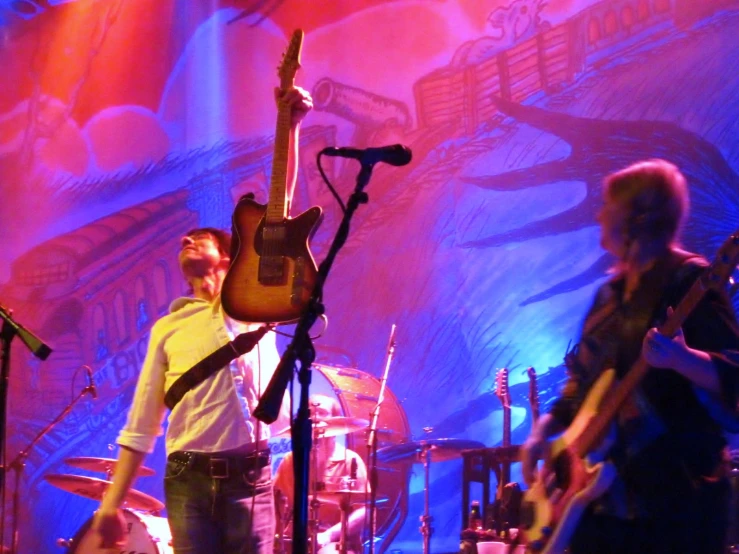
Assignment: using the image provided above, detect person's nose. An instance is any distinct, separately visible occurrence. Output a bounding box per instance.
[181,235,195,248]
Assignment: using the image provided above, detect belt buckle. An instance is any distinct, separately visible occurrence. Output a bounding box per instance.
[209,457,229,479]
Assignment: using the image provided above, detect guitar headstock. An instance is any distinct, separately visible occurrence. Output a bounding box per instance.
[278,29,304,90]
[495,368,511,409]
[703,231,739,293]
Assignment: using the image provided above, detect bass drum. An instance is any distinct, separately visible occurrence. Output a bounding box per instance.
[67,509,172,553]
[311,363,411,553]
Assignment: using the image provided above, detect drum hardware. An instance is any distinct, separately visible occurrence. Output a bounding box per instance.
[43,474,164,512]
[64,456,156,480]
[378,432,485,554]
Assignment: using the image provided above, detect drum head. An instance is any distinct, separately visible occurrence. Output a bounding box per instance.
[68,509,171,554]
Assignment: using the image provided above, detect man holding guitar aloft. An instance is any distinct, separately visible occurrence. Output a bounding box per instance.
[91,84,313,553]
[521,159,739,554]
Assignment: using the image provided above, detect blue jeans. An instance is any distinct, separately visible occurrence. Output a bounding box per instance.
[164,454,275,554]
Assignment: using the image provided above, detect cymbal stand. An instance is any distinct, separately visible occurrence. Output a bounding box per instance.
[419,429,434,554]
[338,496,351,554]
[309,423,324,554]
[7,376,94,554]
[366,324,397,554]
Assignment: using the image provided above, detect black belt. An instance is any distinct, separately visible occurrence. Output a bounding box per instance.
[168,449,270,479]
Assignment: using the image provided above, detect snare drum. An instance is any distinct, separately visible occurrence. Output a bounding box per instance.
[68,509,172,553]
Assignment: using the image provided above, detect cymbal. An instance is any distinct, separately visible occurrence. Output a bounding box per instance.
[64,456,156,477]
[377,438,486,464]
[44,474,164,512]
[273,416,370,439]
[313,489,388,506]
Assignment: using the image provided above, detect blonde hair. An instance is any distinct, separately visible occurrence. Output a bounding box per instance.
[604,159,689,246]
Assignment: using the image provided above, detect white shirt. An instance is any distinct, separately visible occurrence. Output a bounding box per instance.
[117,295,284,455]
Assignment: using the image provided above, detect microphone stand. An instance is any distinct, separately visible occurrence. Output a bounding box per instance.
[7,377,95,554]
[366,324,396,554]
[0,305,51,553]
[254,162,376,554]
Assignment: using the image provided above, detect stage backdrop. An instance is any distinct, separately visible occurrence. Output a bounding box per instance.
[2,0,739,552]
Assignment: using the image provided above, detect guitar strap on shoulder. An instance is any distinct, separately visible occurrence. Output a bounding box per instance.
[164,325,271,410]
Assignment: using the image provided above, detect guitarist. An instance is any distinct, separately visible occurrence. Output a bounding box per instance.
[93,86,313,554]
[521,159,739,554]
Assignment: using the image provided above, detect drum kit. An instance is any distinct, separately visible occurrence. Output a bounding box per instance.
[46,457,171,553]
[40,364,480,554]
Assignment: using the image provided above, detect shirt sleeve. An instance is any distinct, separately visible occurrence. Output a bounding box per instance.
[117,321,168,454]
[682,287,739,421]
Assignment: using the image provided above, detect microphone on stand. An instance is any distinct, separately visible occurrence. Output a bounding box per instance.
[350,457,358,481]
[84,365,97,399]
[321,144,412,167]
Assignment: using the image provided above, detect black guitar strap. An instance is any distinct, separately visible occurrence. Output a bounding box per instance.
[164,325,271,410]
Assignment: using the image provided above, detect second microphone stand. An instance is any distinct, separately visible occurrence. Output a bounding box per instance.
[254,163,377,554]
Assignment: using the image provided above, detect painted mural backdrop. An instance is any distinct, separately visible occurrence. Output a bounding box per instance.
[1,0,739,551]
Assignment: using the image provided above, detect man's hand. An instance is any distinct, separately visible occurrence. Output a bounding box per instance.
[643,308,690,370]
[92,507,127,549]
[275,86,313,128]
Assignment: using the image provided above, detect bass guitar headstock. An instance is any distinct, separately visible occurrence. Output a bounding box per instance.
[702,231,739,293]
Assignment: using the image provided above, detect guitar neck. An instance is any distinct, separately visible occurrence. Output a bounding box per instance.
[575,275,705,456]
[266,103,292,224]
[502,407,511,483]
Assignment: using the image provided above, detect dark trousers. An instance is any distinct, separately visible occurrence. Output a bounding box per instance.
[570,477,731,554]
[164,453,275,554]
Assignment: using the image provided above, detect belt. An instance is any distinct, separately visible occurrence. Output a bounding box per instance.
[168,448,270,479]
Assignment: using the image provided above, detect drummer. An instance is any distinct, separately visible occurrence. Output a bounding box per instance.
[274,394,369,552]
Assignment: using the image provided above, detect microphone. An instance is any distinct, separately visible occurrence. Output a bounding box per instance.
[84,365,97,399]
[321,144,412,167]
[350,457,358,481]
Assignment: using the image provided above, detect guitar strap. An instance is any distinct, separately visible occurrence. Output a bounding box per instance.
[164,325,271,410]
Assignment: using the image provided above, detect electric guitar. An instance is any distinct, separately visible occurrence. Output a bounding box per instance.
[495,368,512,490]
[527,367,540,424]
[520,232,739,554]
[222,29,322,323]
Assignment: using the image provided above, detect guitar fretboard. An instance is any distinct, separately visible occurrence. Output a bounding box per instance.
[266,103,292,224]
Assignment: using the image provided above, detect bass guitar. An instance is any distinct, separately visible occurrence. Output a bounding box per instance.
[520,231,739,553]
[222,29,322,323]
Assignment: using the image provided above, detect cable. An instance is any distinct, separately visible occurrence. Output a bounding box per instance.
[316,152,347,213]
[270,314,328,341]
